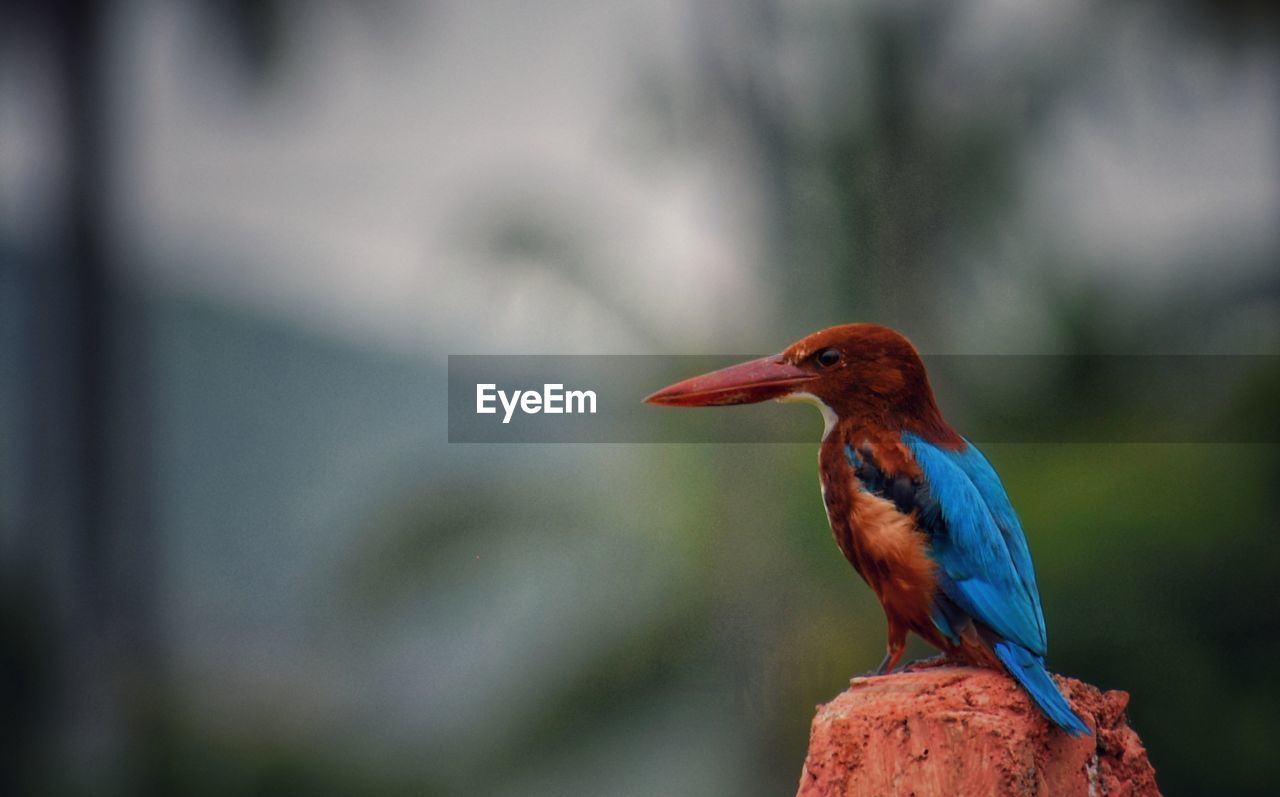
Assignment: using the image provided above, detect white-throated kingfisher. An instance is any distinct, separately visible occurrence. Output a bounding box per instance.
[645,323,1090,735]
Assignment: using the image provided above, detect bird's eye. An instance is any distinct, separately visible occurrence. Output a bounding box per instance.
[815,347,841,368]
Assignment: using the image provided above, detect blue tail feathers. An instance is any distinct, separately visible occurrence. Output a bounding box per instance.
[993,641,1091,736]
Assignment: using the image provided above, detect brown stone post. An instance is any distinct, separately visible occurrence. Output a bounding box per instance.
[796,667,1161,797]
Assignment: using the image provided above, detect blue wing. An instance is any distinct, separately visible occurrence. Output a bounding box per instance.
[901,433,1047,656]
[847,435,1085,733]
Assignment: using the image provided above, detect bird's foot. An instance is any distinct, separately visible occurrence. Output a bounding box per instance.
[903,652,962,671]
[853,667,892,679]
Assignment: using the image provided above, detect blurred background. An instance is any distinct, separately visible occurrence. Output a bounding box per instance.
[1,1,1277,795]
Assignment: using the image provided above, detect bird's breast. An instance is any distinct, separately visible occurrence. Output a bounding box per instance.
[819,434,939,629]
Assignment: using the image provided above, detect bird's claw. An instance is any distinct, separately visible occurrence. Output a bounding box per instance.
[903,652,960,671]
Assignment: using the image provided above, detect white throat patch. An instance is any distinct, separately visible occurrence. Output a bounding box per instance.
[779,391,838,440]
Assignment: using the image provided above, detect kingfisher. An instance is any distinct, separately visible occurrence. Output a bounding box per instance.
[645,323,1090,735]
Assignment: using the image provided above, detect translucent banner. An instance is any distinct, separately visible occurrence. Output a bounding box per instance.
[447,355,1278,444]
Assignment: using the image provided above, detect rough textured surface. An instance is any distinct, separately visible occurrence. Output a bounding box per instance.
[796,664,1160,797]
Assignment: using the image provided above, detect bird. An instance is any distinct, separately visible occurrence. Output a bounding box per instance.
[644,323,1090,735]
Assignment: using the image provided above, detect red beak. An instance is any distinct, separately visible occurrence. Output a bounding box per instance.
[644,355,817,407]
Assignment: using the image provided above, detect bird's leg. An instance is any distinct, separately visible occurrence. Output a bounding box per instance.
[875,620,908,675]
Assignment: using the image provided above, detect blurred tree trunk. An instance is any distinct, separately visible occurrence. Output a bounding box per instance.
[15,1,160,791]
[6,0,298,788]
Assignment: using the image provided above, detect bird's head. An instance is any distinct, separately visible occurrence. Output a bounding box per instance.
[646,323,951,438]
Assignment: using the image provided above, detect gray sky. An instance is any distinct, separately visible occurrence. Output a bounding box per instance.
[115,0,765,355]
[1,0,1274,355]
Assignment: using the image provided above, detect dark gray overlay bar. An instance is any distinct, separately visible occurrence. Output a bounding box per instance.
[448,355,1278,444]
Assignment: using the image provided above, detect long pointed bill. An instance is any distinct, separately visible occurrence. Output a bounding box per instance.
[644,356,816,407]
